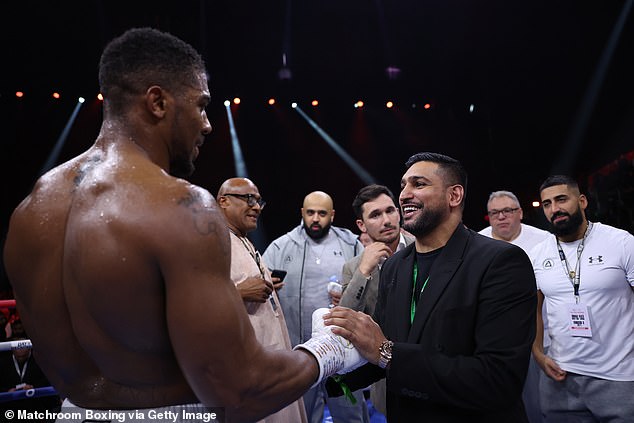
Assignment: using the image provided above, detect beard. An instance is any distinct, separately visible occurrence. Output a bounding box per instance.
[304,221,332,240]
[402,205,445,238]
[548,207,584,238]
[170,156,195,179]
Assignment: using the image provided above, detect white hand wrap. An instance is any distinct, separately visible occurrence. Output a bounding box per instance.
[294,308,367,388]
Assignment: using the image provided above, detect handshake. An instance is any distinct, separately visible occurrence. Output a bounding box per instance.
[294,308,367,388]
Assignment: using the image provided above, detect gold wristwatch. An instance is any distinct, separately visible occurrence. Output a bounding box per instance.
[378,340,394,369]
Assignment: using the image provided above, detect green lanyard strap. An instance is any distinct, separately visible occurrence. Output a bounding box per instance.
[411,261,429,324]
[331,375,357,404]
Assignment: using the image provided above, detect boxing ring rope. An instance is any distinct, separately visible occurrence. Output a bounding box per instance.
[0,338,33,352]
[0,299,17,308]
[0,387,58,403]
[0,298,60,403]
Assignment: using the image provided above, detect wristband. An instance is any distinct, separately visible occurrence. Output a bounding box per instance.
[294,333,345,388]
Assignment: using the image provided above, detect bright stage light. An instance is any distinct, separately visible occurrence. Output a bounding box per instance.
[532,201,540,208]
[233,97,241,105]
[354,100,364,109]
[469,104,475,113]
[311,100,319,107]
[268,98,276,105]
[16,91,24,98]
[423,103,431,110]
[291,102,298,108]
[386,101,393,109]
[52,92,61,99]
[224,100,231,107]
[97,93,104,101]
[78,97,85,103]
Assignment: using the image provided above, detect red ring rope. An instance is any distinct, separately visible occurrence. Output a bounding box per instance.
[0,299,17,308]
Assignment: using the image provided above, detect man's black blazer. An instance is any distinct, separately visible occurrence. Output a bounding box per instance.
[336,224,537,423]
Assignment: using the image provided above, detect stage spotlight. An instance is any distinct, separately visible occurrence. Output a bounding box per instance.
[291,102,298,108]
[53,92,61,99]
[354,100,364,109]
[423,103,431,110]
[268,98,276,105]
[16,91,24,98]
[532,201,540,208]
[469,104,475,113]
[233,97,241,105]
[224,100,231,107]
[311,100,319,107]
[97,93,104,101]
[386,101,394,109]
[78,97,85,103]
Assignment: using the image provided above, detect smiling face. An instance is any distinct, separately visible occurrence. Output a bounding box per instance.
[218,178,264,236]
[399,161,452,238]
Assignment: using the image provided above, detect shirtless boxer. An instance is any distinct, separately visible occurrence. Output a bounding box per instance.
[3,27,362,422]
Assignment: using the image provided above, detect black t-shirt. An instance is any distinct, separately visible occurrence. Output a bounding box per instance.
[413,247,443,303]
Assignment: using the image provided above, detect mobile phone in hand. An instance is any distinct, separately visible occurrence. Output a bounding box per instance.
[270,269,287,281]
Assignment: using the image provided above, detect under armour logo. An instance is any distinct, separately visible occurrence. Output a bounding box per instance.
[333,251,343,256]
[588,256,603,264]
[543,259,554,269]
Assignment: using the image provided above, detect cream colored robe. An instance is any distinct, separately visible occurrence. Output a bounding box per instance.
[229,232,308,423]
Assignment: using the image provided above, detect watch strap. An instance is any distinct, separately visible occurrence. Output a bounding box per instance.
[378,340,393,369]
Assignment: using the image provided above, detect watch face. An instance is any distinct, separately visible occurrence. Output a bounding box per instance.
[380,340,393,358]
[378,340,393,369]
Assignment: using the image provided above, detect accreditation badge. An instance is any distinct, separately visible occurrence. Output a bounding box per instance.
[567,303,593,337]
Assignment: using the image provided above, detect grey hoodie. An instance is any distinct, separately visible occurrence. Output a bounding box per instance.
[262,224,362,346]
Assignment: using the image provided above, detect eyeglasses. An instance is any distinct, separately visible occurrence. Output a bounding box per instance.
[487,207,520,218]
[223,193,266,209]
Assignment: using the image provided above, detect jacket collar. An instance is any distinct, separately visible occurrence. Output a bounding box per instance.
[391,224,470,342]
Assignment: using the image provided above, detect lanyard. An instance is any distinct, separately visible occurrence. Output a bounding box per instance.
[230,229,266,279]
[12,355,29,382]
[556,221,592,303]
[411,261,429,324]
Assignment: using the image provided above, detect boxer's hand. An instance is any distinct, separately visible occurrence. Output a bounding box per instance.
[294,308,367,387]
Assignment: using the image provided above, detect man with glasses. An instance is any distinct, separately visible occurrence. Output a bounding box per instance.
[217,177,307,423]
[479,190,550,423]
[479,190,550,249]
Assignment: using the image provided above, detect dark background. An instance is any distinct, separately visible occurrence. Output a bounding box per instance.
[1,0,633,263]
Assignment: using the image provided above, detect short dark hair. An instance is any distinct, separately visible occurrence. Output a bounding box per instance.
[352,184,396,219]
[98,27,207,114]
[539,175,580,193]
[405,152,468,192]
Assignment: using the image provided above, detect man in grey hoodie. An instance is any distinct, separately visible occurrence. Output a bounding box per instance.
[263,190,368,423]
